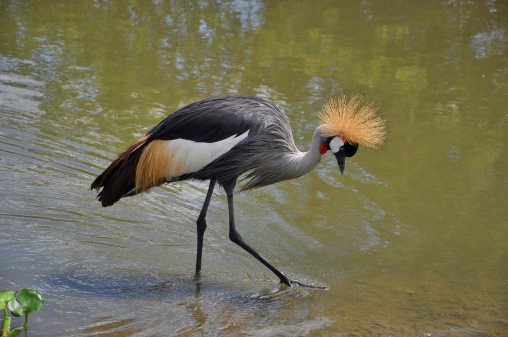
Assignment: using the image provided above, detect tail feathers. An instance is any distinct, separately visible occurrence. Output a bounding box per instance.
[91,135,150,207]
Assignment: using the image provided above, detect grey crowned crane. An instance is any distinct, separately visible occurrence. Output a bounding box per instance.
[91,94,386,287]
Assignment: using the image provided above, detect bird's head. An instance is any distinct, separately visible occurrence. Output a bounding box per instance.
[318,94,386,175]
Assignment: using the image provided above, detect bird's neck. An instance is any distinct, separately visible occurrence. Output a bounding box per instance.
[288,127,326,178]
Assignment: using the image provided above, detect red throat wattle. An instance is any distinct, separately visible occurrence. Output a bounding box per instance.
[319,142,327,155]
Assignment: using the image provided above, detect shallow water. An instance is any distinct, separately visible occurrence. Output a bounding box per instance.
[1,0,507,336]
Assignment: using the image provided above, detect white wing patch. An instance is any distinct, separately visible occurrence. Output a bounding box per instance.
[164,130,249,178]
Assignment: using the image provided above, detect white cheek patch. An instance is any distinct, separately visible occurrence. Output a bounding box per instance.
[329,137,344,153]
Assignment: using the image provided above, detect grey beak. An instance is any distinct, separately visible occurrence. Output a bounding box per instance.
[334,147,346,175]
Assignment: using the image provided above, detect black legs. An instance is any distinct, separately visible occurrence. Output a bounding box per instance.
[225,189,292,286]
[194,180,323,288]
[195,179,216,274]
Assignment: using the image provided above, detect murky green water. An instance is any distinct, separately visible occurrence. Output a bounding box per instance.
[1,0,507,336]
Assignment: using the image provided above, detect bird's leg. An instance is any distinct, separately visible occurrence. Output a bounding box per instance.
[195,179,216,275]
[225,189,292,286]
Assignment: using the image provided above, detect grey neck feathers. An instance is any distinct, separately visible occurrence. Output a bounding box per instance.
[286,126,327,179]
[238,126,327,191]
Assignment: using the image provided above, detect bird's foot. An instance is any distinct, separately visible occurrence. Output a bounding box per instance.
[289,279,327,290]
[279,276,327,290]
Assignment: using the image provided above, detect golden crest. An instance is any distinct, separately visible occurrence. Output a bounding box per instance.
[318,94,386,148]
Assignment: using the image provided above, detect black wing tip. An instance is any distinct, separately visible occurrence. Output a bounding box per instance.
[97,191,115,207]
[90,174,104,191]
[90,178,111,206]
[89,183,114,207]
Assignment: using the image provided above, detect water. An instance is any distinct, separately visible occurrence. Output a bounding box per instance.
[1,0,507,336]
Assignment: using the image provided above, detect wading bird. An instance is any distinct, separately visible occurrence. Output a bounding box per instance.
[91,94,385,287]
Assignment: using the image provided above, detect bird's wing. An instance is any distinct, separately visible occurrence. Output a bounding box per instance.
[132,96,279,190]
[147,96,272,143]
[170,96,299,190]
[91,96,288,205]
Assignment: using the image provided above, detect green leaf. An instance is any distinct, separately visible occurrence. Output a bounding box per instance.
[0,291,16,310]
[17,289,44,314]
[6,301,23,318]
